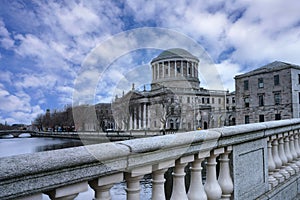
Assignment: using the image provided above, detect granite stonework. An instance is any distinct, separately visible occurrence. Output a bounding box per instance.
[233,138,268,200]
[2,119,300,199]
[257,174,300,200]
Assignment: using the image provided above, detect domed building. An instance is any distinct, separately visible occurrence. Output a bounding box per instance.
[112,48,236,132]
[151,48,200,90]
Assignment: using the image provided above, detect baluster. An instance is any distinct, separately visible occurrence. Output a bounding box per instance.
[271,135,285,183]
[204,148,224,200]
[293,130,300,167]
[267,137,278,189]
[152,160,175,200]
[294,130,300,157]
[284,132,297,173]
[16,193,43,200]
[89,173,123,200]
[125,165,152,200]
[187,151,209,200]
[218,146,233,200]
[277,134,290,179]
[170,155,194,200]
[46,181,88,200]
[289,131,300,171]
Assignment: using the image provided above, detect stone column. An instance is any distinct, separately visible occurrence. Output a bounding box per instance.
[152,64,154,81]
[130,109,133,130]
[268,137,278,189]
[175,60,177,77]
[278,134,292,178]
[46,182,88,200]
[218,146,233,200]
[125,166,152,200]
[181,60,183,77]
[294,130,300,157]
[289,131,300,172]
[139,104,142,129]
[271,135,285,182]
[204,148,224,200]
[284,133,297,174]
[168,61,171,77]
[89,173,123,200]
[157,63,160,79]
[170,155,194,200]
[133,107,137,130]
[152,160,174,200]
[143,103,146,129]
[192,62,195,77]
[187,152,208,200]
[147,104,150,129]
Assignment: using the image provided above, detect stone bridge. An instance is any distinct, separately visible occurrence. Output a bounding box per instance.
[0,130,37,137]
[1,119,300,200]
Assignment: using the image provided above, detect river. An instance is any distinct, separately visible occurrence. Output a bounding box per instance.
[0,135,152,200]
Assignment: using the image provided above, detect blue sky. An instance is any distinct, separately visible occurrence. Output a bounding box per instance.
[0,0,300,125]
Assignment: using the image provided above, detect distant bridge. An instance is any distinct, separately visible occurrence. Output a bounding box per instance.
[0,130,37,138]
[0,130,160,141]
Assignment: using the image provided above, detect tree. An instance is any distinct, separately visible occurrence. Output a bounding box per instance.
[154,88,181,134]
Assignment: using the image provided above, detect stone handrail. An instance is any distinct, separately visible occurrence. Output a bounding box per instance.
[1,119,300,199]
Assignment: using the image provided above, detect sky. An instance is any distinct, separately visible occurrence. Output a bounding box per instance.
[0,0,300,125]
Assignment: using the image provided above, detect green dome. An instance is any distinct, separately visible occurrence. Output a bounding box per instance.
[151,48,199,63]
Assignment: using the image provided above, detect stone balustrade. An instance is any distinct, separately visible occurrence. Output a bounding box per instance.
[1,119,300,200]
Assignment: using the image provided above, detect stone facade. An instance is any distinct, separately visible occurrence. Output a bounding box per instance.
[112,48,234,131]
[235,61,300,125]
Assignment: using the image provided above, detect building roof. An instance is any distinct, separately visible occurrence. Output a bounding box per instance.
[235,61,300,79]
[151,48,199,63]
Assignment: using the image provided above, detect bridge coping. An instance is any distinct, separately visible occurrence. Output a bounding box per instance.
[1,119,300,199]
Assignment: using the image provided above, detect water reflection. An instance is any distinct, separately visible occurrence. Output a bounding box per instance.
[35,140,83,152]
[0,137,83,157]
[0,137,152,199]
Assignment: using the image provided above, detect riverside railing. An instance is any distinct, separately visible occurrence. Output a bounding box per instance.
[1,119,300,200]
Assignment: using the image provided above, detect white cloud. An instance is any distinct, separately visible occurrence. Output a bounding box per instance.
[1,0,300,124]
[0,19,14,49]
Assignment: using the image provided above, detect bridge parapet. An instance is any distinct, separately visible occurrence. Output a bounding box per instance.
[1,119,300,199]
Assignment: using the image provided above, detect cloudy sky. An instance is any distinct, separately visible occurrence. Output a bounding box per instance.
[0,0,300,125]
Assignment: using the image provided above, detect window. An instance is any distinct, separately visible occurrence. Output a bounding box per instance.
[202,98,205,104]
[258,95,264,106]
[226,98,229,104]
[177,66,181,73]
[212,98,215,104]
[258,78,264,88]
[298,74,300,84]
[245,115,250,124]
[274,93,281,105]
[259,115,264,122]
[188,67,191,75]
[244,80,249,90]
[171,107,175,115]
[232,97,235,104]
[207,98,210,104]
[275,114,281,120]
[274,75,279,85]
[218,98,221,104]
[165,68,168,75]
[187,97,190,103]
[244,97,250,107]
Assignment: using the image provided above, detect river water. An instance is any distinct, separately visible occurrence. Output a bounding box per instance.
[0,135,152,200]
